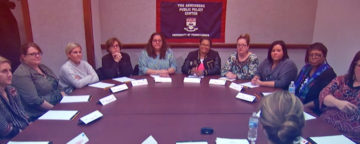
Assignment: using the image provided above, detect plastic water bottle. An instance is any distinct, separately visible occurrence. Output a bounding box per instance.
[288,81,295,95]
[248,112,259,144]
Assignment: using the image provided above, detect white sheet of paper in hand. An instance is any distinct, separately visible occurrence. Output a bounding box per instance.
[154,76,172,83]
[113,77,136,83]
[304,112,316,120]
[60,95,90,103]
[239,82,259,88]
[235,93,256,102]
[89,82,115,88]
[310,135,356,144]
[229,82,243,91]
[141,135,158,144]
[131,79,148,86]
[176,141,208,144]
[184,77,201,83]
[209,79,226,85]
[38,110,78,120]
[66,132,89,144]
[7,141,51,144]
[215,137,249,144]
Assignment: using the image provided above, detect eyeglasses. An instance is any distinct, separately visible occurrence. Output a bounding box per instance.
[237,44,248,48]
[111,45,120,48]
[27,52,42,57]
[152,40,162,43]
[309,53,323,58]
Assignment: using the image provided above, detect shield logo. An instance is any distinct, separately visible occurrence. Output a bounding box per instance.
[184,17,198,32]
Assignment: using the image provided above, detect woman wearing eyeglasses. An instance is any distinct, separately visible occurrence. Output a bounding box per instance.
[59,42,99,93]
[12,43,63,121]
[101,37,133,79]
[221,34,259,80]
[138,32,176,76]
[294,43,336,112]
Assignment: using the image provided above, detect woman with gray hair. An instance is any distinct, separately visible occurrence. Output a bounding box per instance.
[59,42,98,93]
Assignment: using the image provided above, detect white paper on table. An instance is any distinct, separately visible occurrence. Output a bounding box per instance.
[304,112,316,120]
[219,77,236,82]
[60,95,90,103]
[235,93,256,102]
[176,141,208,144]
[261,92,273,96]
[309,135,356,144]
[141,135,158,144]
[229,82,243,91]
[209,79,226,86]
[239,82,259,88]
[154,76,172,83]
[7,141,51,144]
[215,137,249,144]
[184,77,201,83]
[131,79,148,86]
[38,110,78,120]
[88,82,115,88]
[66,132,89,144]
[112,77,136,83]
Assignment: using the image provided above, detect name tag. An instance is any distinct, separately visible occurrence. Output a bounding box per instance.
[229,82,243,91]
[80,110,103,125]
[236,93,256,102]
[209,79,226,85]
[110,84,128,93]
[184,77,201,83]
[154,77,172,83]
[131,79,148,86]
[99,94,117,105]
[66,132,89,144]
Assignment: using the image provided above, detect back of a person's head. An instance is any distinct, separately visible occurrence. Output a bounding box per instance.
[259,90,305,144]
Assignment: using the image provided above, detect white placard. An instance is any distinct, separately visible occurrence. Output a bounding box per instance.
[60,95,90,103]
[80,110,103,125]
[184,77,201,83]
[89,82,115,89]
[262,92,273,96]
[142,135,158,144]
[304,112,316,120]
[309,135,356,144]
[176,141,208,144]
[235,93,256,102]
[229,82,243,91]
[215,137,249,144]
[239,82,259,88]
[154,76,172,83]
[38,110,78,120]
[131,79,148,86]
[209,79,226,86]
[7,141,51,144]
[110,84,128,93]
[99,94,117,105]
[112,77,136,83]
[66,132,89,144]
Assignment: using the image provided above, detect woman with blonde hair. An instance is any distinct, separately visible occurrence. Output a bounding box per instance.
[259,90,305,144]
[59,42,98,93]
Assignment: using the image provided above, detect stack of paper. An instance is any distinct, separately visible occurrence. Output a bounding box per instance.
[60,95,90,103]
[38,110,79,120]
[89,82,115,89]
[309,135,356,144]
[239,82,259,88]
[215,137,249,144]
[113,77,136,83]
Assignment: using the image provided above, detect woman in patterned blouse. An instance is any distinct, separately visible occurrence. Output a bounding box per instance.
[319,51,360,143]
[221,34,259,80]
[138,32,176,76]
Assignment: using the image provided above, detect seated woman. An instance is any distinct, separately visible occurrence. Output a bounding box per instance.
[319,51,360,143]
[12,43,63,121]
[295,43,336,110]
[260,90,305,144]
[181,37,220,76]
[138,32,176,76]
[251,40,298,89]
[221,34,259,80]
[59,42,99,93]
[101,38,133,79]
[0,56,29,139]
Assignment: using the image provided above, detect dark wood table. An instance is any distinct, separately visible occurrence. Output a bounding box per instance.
[6,74,339,144]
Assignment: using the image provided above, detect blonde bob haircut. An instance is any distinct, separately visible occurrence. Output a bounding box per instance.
[65,42,82,55]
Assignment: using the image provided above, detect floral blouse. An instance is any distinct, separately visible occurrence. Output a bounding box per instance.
[221,53,259,80]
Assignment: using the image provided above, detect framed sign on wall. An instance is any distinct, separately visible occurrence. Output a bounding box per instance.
[156,0,227,42]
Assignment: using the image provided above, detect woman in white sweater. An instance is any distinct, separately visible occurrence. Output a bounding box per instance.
[59,42,99,93]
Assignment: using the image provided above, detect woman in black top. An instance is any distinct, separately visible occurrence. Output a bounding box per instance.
[101,38,133,79]
[182,37,221,76]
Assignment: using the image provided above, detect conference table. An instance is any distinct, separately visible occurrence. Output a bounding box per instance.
[6,74,339,144]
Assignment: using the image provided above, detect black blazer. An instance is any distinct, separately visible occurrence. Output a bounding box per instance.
[181,49,221,75]
[101,52,133,79]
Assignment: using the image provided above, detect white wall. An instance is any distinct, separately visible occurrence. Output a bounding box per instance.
[312,0,360,75]
[28,0,87,75]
